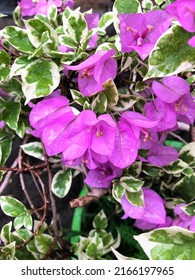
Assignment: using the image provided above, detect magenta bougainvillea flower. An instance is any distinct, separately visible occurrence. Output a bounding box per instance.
[85,14,99,49]
[0,121,5,129]
[19,0,37,16]
[144,98,177,132]
[56,110,117,161]
[19,0,74,17]
[119,10,172,60]
[84,161,122,188]
[121,188,166,225]
[172,204,195,232]
[108,117,140,169]
[66,50,117,96]
[29,95,75,148]
[120,111,160,151]
[146,144,179,166]
[151,75,195,124]
[188,36,195,47]
[134,216,172,230]
[152,76,190,104]
[166,0,195,33]
[176,93,195,124]
[139,128,159,150]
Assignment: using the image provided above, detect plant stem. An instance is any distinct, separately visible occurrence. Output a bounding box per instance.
[0,158,18,195]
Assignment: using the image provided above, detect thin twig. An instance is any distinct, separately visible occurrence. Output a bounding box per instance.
[16,171,47,250]
[0,43,19,57]
[0,158,18,195]
[29,167,44,199]
[168,132,188,144]
[42,143,59,237]
[0,163,47,173]
[18,144,42,219]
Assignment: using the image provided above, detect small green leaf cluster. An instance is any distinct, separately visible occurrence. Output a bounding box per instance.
[0,196,54,260]
[71,210,120,260]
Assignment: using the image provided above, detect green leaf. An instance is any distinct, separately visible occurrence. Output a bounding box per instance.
[0,139,12,165]
[24,18,58,50]
[125,161,142,177]
[16,228,32,241]
[27,239,40,256]
[113,0,140,13]
[3,101,21,130]
[0,13,7,18]
[1,26,35,53]
[24,213,33,230]
[102,79,119,106]
[142,0,153,9]
[146,25,195,79]
[172,174,195,201]
[142,164,161,176]
[70,89,89,106]
[51,169,72,198]
[21,59,60,103]
[0,222,12,244]
[0,50,10,65]
[182,167,194,176]
[111,94,140,112]
[179,142,195,167]
[134,227,195,260]
[86,242,101,259]
[60,51,88,65]
[125,190,144,207]
[0,129,7,141]
[63,8,88,45]
[182,202,195,217]
[0,242,16,260]
[0,196,27,217]
[59,35,78,49]
[0,96,5,107]
[155,0,164,4]
[0,50,11,82]
[104,235,116,251]
[96,42,117,52]
[163,159,188,175]
[112,181,125,202]
[98,12,113,35]
[21,142,44,161]
[14,215,25,230]
[13,5,24,28]
[86,233,103,259]
[91,92,107,114]
[47,4,57,24]
[0,78,23,96]
[120,176,144,192]
[28,31,52,59]
[93,210,108,230]
[34,234,53,254]
[16,121,26,138]
[10,56,36,77]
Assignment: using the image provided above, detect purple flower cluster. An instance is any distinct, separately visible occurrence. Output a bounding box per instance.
[28,4,195,230]
[119,10,173,60]
[19,0,74,17]
[66,50,117,96]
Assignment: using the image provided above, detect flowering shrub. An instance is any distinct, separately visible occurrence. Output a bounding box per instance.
[0,0,195,260]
